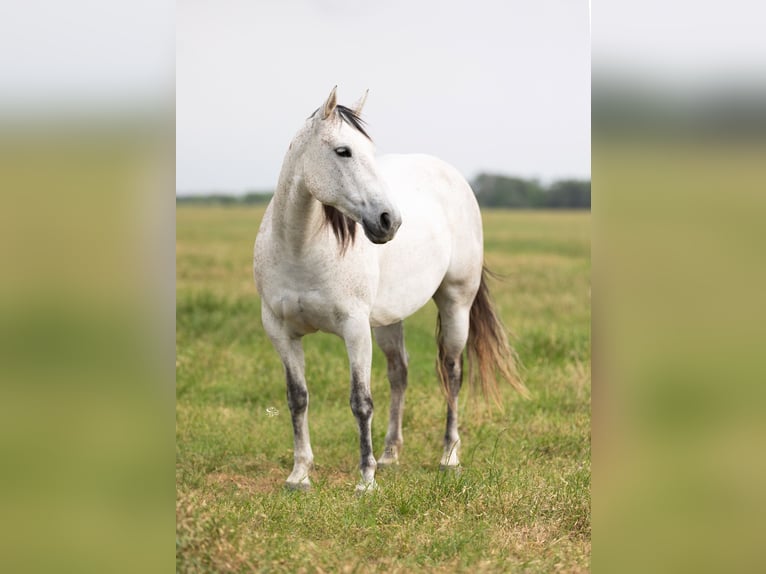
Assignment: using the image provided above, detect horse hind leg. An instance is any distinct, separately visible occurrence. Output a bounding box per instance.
[373,322,408,466]
[433,290,472,470]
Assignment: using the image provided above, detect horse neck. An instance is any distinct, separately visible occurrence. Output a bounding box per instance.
[271,144,326,256]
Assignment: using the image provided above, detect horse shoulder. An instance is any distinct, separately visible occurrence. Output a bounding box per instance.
[253,202,275,289]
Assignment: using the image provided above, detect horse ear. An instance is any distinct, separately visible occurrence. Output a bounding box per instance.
[353,89,369,116]
[322,86,338,119]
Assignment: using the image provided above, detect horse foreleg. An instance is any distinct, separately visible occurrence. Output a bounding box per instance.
[343,319,377,493]
[373,322,408,466]
[283,352,313,490]
[263,310,313,490]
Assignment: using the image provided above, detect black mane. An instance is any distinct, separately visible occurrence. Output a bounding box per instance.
[335,105,372,140]
[323,205,357,254]
[308,105,372,141]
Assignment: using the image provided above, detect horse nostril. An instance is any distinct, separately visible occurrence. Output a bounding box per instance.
[379,212,391,232]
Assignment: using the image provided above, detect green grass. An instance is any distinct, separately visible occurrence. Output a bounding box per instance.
[176,206,591,572]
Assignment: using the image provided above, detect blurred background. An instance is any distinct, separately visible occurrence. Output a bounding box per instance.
[2,0,765,571]
[0,1,174,572]
[592,1,766,572]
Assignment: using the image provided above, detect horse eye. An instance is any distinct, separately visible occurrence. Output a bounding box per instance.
[334,146,352,158]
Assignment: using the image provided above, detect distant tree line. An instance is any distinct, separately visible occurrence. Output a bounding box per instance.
[592,79,766,140]
[177,175,590,210]
[471,174,590,209]
[176,192,273,205]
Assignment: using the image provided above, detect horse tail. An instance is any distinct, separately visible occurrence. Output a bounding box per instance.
[466,265,530,404]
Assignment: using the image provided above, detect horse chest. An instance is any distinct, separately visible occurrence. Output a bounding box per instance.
[289,288,325,319]
[262,270,371,335]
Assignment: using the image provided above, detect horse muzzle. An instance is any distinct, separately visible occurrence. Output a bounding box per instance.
[362,210,401,244]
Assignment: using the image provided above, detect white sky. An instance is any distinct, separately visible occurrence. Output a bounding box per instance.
[0,1,174,111]
[2,1,764,195]
[176,0,591,193]
[592,0,766,87]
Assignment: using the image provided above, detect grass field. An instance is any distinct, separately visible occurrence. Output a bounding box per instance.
[176,206,591,572]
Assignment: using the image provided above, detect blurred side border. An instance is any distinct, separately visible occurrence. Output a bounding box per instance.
[593,22,766,574]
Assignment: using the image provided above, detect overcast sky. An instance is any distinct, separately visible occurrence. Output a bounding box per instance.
[177,0,591,193]
[3,1,764,195]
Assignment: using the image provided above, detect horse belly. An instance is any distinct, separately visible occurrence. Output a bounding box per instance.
[370,270,445,327]
[369,153,482,327]
[369,214,450,327]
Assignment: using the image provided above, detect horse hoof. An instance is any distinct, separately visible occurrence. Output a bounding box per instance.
[285,479,311,492]
[377,446,401,468]
[439,464,462,474]
[354,481,379,496]
[376,457,399,469]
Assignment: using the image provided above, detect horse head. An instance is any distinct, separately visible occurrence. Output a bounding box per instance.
[302,87,401,244]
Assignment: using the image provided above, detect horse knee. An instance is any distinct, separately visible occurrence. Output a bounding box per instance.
[438,350,463,395]
[350,392,373,420]
[439,350,462,376]
[442,355,458,371]
[286,373,308,414]
[387,354,408,388]
[393,369,408,390]
[287,386,308,414]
